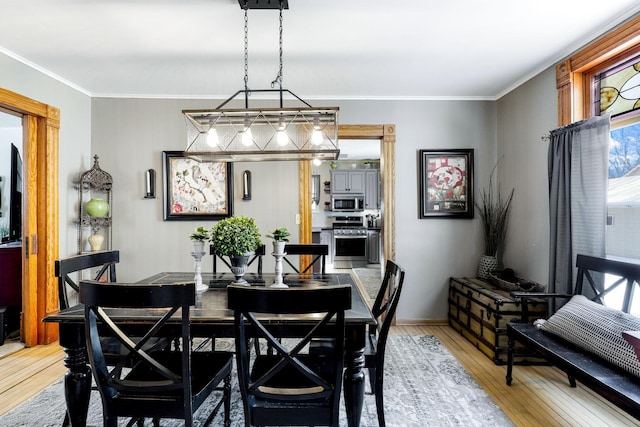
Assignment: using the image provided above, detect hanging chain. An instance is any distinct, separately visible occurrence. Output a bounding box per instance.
[244,6,249,93]
[271,6,284,90]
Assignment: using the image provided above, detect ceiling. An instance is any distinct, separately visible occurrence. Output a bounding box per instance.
[2,1,640,101]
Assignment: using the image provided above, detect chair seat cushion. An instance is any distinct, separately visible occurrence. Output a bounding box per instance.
[122,351,232,398]
[251,354,336,400]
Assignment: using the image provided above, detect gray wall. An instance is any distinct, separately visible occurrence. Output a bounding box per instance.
[90,98,300,281]
[92,98,499,322]
[1,49,560,322]
[496,68,558,286]
[0,53,92,257]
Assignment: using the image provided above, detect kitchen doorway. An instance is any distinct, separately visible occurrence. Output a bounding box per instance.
[300,124,396,303]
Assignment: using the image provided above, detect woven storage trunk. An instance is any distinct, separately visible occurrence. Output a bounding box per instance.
[448,277,547,365]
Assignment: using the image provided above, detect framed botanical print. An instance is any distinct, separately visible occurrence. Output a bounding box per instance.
[163,151,233,221]
[418,149,474,218]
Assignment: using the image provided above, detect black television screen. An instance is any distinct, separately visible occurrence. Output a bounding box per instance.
[8,143,22,242]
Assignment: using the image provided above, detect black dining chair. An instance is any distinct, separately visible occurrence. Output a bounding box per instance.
[81,280,233,427]
[211,244,265,274]
[56,250,120,310]
[228,284,351,427]
[310,260,405,427]
[55,251,174,426]
[365,260,405,427]
[282,243,328,274]
[56,251,170,355]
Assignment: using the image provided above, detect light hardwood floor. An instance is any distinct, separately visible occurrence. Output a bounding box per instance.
[1,325,638,426]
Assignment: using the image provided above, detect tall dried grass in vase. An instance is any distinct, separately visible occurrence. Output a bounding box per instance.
[476,161,514,258]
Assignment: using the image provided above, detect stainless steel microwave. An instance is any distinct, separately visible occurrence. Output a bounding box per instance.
[331,195,364,212]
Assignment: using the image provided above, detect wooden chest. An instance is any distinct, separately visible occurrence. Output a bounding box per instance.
[448,277,547,365]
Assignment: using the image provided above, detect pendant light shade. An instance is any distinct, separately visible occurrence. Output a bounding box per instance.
[184,102,339,162]
[182,1,339,162]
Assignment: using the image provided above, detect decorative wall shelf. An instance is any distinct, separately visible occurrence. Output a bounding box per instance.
[75,156,113,254]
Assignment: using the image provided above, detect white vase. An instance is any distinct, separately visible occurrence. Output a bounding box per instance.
[87,231,104,252]
[478,255,498,279]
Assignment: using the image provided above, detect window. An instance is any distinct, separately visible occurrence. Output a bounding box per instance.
[596,53,640,119]
[558,17,640,311]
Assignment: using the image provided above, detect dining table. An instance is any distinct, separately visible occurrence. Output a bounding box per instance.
[44,271,375,427]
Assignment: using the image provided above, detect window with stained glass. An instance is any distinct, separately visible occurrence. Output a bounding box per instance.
[596,54,640,119]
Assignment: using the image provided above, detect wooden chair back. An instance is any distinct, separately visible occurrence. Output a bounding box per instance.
[283,243,328,274]
[55,250,119,310]
[210,244,265,274]
[228,284,351,427]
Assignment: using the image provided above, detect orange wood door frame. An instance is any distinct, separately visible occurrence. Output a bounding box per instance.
[0,87,59,346]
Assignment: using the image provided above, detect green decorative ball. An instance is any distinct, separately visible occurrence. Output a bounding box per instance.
[86,198,109,217]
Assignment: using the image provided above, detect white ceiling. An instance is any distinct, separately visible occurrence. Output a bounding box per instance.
[2,1,640,100]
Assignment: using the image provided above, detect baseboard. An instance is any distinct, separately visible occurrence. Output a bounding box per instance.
[396,319,449,326]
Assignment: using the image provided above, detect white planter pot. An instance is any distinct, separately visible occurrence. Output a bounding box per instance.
[272,241,286,255]
[192,241,205,254]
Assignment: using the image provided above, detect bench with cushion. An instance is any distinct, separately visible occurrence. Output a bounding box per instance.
[506,254,640,419]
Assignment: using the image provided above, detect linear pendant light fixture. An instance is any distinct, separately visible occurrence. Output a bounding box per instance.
[182,0,339,162]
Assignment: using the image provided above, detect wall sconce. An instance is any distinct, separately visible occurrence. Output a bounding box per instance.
[243,170,251,201]
[144,169,156,199]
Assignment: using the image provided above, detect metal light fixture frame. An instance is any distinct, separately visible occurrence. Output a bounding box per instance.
[182,0,339,162]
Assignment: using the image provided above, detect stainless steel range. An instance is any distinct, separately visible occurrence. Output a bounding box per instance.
[332,216,368,268]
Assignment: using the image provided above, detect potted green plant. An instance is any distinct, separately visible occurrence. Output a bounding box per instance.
[266,227,291,255]
[210,216,262,284]
[189,226,209,253]
[475,160,514,279]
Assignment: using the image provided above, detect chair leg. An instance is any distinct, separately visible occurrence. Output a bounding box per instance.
[367,367,375,394]
[374,373,385,427]
[224,374,232,427]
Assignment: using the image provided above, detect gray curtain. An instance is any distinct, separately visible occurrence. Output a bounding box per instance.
[548,115,610,301]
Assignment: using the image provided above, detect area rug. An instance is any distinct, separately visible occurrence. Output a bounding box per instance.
[0,335,514,427]
[352,266,383,300]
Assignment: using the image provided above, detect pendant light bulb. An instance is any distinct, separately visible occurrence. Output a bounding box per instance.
[242,125,253,147]
[312,128,323,145]
[312,158,322,166]
[276,117,288,146]
[277,130,288,146]
[311,116,322,145]
[206,128,219,147]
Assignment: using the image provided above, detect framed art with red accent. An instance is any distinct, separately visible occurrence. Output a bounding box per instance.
[418,149,474,218]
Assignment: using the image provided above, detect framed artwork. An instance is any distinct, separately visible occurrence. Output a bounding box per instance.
[418,149,474,218]
[163,151,233,221]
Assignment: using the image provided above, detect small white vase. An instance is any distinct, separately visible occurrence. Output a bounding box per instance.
[478,255,498,279]
[88,231,104,252]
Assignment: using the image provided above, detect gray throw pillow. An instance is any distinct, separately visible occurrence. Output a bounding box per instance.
[540,295,640,378]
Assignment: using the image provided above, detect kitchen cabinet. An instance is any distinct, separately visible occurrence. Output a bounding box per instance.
[365,170,380,209]
[367,229,380,264]
[320,229,334,264]
[330,170,365,194]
